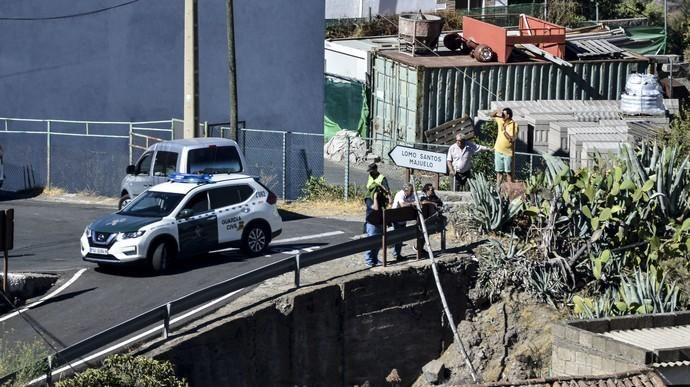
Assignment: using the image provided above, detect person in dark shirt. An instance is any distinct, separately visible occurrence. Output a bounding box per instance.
[420,183,443,210]
[363,190,388,267]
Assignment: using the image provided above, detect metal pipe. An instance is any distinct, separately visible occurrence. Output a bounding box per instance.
[345,136,350,201]
[669,56,673,98]
[163,303,171,339]
[294,253,300,288]
[282,132,287,199]
[411,175,479,383]
[46,120,51,189]
[129,123,133,165]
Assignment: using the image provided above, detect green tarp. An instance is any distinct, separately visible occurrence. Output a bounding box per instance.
[324,75,368,141]
[623,26,666,55]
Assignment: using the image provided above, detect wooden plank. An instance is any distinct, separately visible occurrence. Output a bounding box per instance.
[423,116,473,145]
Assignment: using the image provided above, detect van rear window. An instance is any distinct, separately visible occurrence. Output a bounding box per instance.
[187,146,242,174]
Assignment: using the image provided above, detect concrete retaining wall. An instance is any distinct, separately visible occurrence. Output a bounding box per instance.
[551,322,649,376]
[147,263,468,386]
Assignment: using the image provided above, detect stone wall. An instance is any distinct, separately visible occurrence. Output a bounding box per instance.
[147,263,468,386]
[551,322,649,376]
[551,312,690,376]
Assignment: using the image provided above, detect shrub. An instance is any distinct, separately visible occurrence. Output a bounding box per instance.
[55,354,187,387]
[300,176,365,202]
[0,338,48,387]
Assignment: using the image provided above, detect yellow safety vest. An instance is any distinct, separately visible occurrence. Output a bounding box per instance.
[366,174,385,198]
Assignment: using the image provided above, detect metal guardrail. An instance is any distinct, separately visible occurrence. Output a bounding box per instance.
[0,221,443,385]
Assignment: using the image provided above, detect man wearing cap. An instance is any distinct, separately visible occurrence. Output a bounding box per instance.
[365,162,390,210]
[446,133,492,191]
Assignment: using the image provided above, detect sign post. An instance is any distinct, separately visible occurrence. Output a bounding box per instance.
[388,145,447,174]
[0,209,14,292]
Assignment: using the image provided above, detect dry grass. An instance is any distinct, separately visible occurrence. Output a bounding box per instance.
[37,187,119,206]
[279,199,363,219]
[40,187,65,196]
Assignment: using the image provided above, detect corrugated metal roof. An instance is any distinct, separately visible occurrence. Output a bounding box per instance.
[603,325,690,352]
[653,360,690,368]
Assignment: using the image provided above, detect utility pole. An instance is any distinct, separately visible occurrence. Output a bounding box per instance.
[663,0,668,53]
[227,0,239,140]
[184,0,199,138]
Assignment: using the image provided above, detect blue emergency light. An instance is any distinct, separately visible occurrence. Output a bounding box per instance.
[168,173,213,184]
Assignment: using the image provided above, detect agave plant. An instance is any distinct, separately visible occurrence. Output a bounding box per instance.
[527,264,570,307]
[468,173,523,232]
[572,289,619,319]
[475,237,533,302]
[617,268,679,314]
[620,142,690,219]
[572,268,680,318]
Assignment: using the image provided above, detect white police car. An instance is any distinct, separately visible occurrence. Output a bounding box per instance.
[81,173,282,272]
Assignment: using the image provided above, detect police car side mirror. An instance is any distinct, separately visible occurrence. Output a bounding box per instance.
[126,165,135,175]
[178,209,194,219]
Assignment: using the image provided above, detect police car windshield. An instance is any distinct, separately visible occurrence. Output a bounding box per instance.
[120,191,184,218]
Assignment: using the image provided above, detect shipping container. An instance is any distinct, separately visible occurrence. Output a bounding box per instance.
[371,49,649,149]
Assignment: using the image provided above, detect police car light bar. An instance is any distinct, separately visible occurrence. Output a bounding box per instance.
[168,173,213,184]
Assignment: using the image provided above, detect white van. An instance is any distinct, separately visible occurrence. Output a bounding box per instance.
[119,138,247,209]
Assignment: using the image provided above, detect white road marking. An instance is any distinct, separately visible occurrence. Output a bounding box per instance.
[272,230,344,244]
[209,230,345,254]
[0,268,87,323]
[31,289,243,385]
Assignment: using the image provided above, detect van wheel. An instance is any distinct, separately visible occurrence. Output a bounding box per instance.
[241,223,270,256]
[150,242,171,273]
[118,194,132,210]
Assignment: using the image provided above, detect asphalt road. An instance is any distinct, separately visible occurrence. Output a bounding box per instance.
[0,198,361,354]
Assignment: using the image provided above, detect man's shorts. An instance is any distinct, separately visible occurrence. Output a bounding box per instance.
[494,152,513,173]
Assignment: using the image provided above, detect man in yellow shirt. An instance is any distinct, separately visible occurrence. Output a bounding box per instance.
[491,107,517,185]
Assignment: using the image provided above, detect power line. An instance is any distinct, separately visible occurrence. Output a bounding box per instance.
[0,0,141,21]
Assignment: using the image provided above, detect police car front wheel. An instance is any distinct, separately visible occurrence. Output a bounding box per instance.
[241,223,270,256]
[150,242,172,273]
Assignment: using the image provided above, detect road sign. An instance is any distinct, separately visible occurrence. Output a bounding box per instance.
[388,145,447,174]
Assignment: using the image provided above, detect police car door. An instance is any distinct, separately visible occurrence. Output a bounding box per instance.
[176,190,219,255]
[209,184,254,244]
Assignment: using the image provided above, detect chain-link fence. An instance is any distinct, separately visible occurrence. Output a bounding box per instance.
[0,116,597,200]
[0,118,195,197]
[458,3,546,27]
[235,128,324,200]
[323,133,594,198]
[0,117,326,200]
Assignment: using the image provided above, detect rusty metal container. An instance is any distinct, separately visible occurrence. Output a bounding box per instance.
[398,13,442,55]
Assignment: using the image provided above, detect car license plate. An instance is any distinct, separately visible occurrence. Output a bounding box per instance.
[89,247,109,255]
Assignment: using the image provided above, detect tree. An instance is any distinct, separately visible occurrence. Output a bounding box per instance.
[615,0,663,24]
[546,0,586,27]
[667,0,690,59]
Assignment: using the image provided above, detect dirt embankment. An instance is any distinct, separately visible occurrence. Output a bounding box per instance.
[414,288,567,386]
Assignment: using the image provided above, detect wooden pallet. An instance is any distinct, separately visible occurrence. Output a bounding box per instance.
[423,116,474,145]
